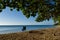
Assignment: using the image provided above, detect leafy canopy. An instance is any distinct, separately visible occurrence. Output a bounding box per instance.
[0,0,60,24]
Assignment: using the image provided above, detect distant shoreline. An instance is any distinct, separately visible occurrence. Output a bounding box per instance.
[0,25,54,27]
[0,25,53,26]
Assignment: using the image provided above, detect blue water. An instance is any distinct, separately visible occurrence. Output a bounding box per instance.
[0,25,55,34]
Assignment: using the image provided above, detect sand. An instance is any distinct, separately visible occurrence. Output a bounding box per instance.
[0,27,60,40]
[55,25,60,27]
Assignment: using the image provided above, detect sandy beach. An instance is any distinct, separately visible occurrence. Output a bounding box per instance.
[0,27,60,40]
[55,25,60,27]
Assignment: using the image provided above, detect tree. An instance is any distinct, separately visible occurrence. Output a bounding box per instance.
[0,0,60,24]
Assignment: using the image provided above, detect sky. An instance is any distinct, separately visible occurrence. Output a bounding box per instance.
[0,7,54,25]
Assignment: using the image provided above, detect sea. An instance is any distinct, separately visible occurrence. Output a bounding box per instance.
[0,25,55,34]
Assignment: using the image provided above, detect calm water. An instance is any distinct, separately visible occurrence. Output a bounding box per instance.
[0,25,55,34]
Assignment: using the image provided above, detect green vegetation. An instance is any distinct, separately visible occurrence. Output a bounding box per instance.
[0,0,60,24]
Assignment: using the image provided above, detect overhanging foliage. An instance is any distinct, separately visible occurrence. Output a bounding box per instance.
[0,0,60,24]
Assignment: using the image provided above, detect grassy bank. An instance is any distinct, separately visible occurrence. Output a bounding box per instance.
[0,27,60,40]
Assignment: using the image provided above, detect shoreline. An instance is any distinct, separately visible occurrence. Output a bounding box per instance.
[0,27,60,40]
[55,25,60,27]
[0,27,55,34]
